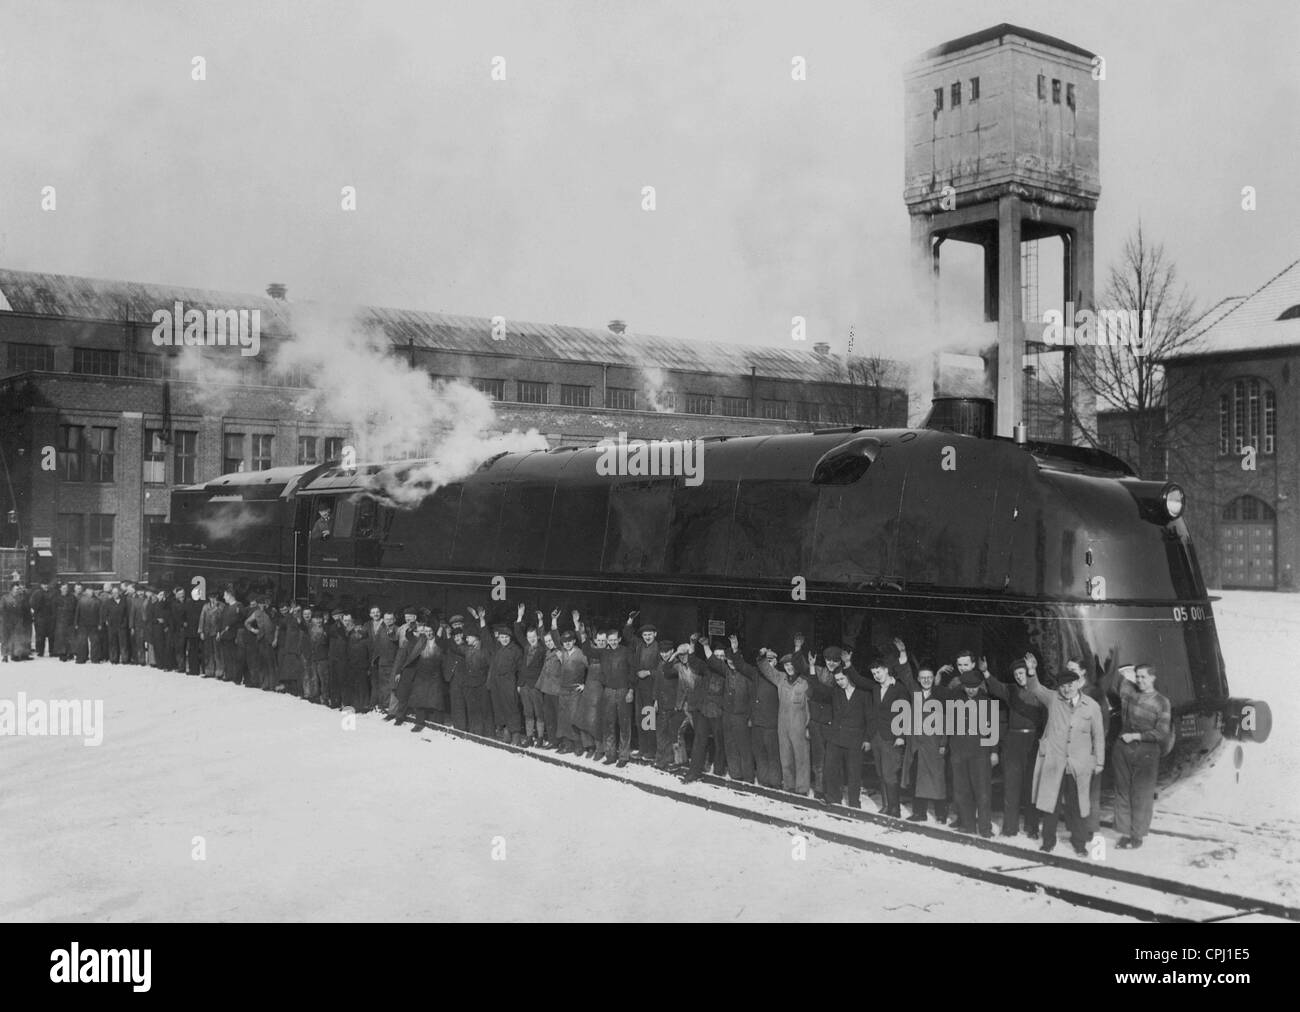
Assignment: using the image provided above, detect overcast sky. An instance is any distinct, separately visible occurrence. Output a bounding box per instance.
[2,0,1296,358]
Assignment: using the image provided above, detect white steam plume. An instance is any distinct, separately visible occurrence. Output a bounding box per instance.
[271,303,548,505]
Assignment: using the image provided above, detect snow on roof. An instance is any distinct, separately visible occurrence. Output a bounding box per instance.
[0,266,886,384]
[1174,259,1300,359]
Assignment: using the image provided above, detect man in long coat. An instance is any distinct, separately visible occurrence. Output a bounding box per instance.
[899,656,949,823]
[1025,659,1107,855]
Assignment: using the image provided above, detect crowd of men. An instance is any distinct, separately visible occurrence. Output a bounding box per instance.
[0,572,1174,854]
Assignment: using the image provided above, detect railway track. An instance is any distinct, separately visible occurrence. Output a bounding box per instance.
[406,720,1298,924]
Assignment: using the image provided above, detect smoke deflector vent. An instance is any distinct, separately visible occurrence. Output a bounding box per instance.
[813,436,881,485]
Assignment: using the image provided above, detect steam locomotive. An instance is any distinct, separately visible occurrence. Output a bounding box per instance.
[148,397,1271,753]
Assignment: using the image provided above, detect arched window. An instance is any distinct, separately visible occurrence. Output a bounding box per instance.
[1220,378,1276,456]
[1222,495,1276,521]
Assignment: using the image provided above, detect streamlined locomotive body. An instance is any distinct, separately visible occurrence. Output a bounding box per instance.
[150,415,1271,752]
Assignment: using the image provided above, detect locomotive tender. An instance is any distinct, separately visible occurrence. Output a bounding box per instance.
[149,398,1271,753]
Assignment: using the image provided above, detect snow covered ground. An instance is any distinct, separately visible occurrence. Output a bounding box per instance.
[0,589,1294,922]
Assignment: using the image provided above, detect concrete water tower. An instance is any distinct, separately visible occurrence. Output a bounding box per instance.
[904,23,1100,439]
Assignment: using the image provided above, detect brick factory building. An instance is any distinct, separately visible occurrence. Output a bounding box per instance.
[1163,260,1300,591]
[0,268,907,583]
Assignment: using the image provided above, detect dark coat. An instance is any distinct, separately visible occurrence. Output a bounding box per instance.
[180,598,203,637]
[54,591,76,651]
[370,622,399,671]
[487,638,525,688]
[750,661,779,728]
[101,597,128,630]
[653,655,683,713]
[218,603,243,642]
[898,667,948,800]
[601,642,634,691]
[30,587,54,628]
[404,638,446,710]
[829,683,872,748]
[689,656,728,719]
[74,592,102,629]
[722,656,754,716]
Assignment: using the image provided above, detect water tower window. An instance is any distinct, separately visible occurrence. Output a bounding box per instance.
[1037,74,1046,100]
[1066,83,1075,109]
[934,87,943,112]
[951,81,961,106]
[1052,79,1062,104]
[969,76,980,101]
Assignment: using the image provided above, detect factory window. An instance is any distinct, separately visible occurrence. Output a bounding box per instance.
[650,390,676,412]
[323,436,345,462]
[6,342,54,372]
[518,380,548,405]
[826,405,852,424]
[1051,79,1061,104]
[1037,74,1046,100]
[796,401,820,423]
[251,434,274,471]
[560,384,591,407]
[278,365,312,388]
[57,424,84,482]
[1222,496,1274,522]
[174,431,197,485]
[143,430,167,484]
[1066,83,1075,109]
[298,436,318,465]
[472,377,505,401]
[56,514,83,572]
[762,399,788,420]
[1226,378,1275,457]
[72,347,119,377]
[222,433,245,474]
[1218,395,1229,456]
[969,76,980,101]
[951,82,961,107]
[933,87,943,112]
[470,377,501,400]
[133,354,178,380]
[606,387,637,411]
[87,426,116,482]
[1264,389,1276,455]
[684,394,713,416]
[720,396,749,418]
[86,514,115,573]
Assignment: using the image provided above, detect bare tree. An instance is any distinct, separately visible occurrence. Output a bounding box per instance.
[1049,224,1208,477]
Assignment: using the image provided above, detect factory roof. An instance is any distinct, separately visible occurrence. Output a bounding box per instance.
[1172,259,1300,359]
[0,268,293,331]
[0,267,893,384]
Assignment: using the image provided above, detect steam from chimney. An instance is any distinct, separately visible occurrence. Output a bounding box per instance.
[272,303,547,505]
[639,366,675,413]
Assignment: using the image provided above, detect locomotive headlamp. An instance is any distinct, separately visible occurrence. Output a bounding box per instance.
[1123,479,1187,524]
[1162,484,1185,520]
